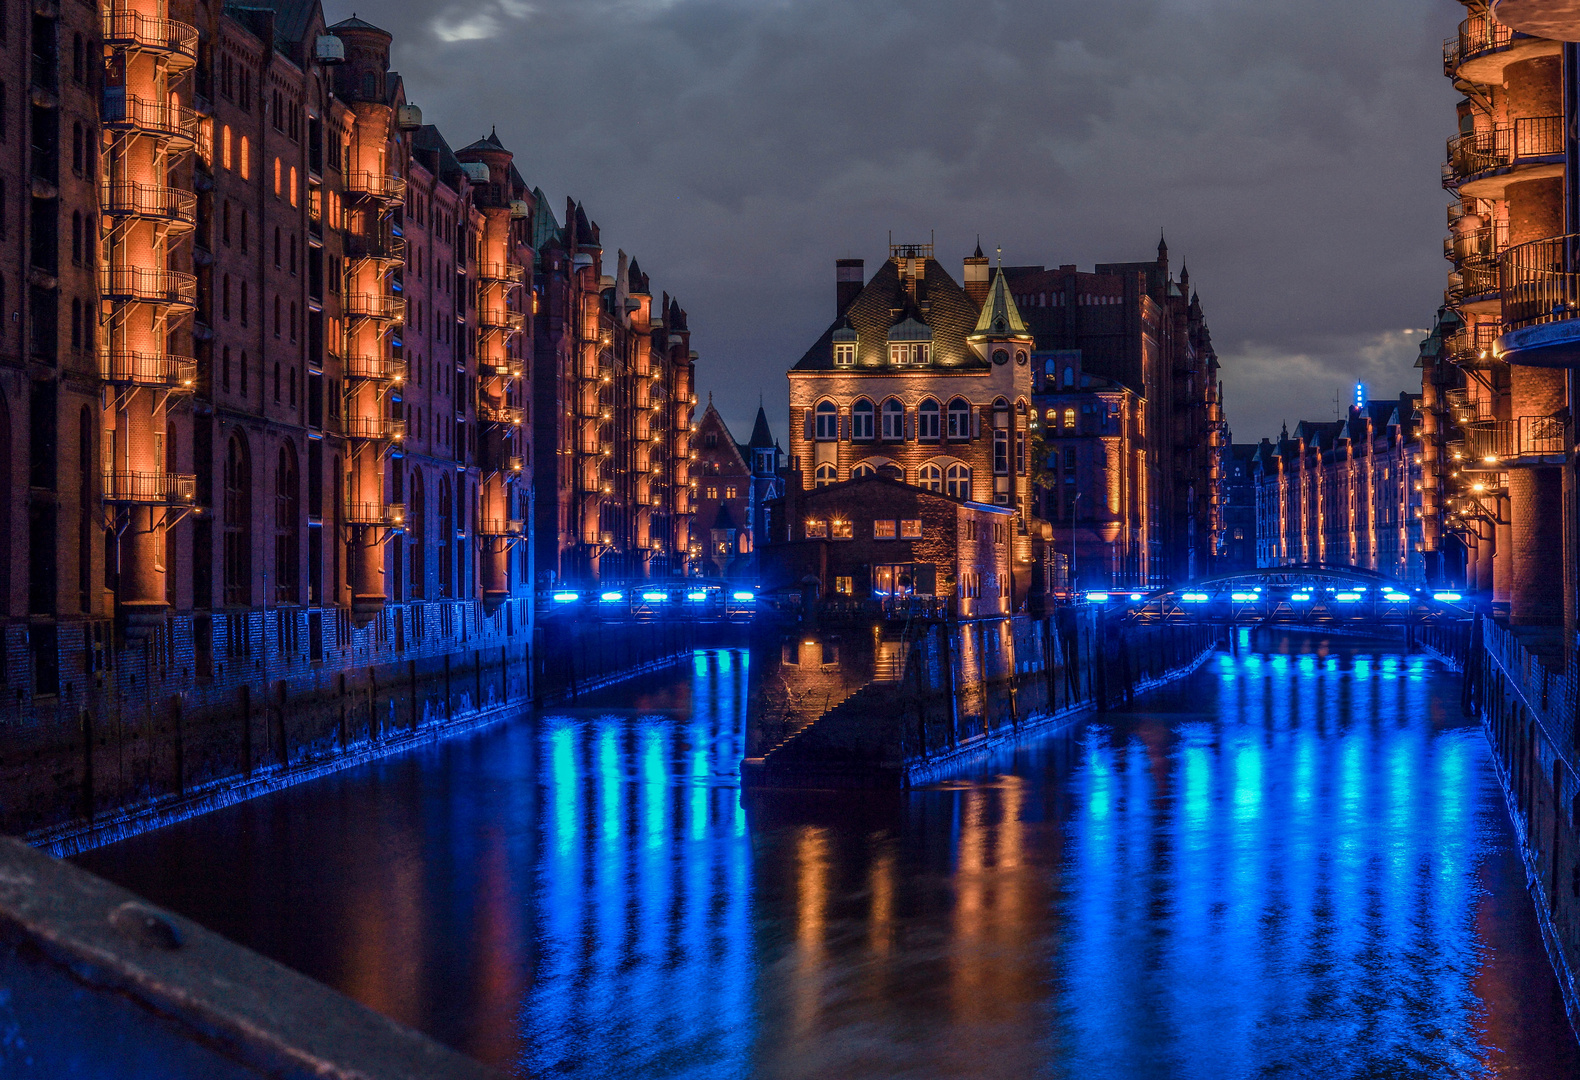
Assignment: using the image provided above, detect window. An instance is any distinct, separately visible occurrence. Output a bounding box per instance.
[947,398,971,439]
[289,166,298,207]
[919,464,942,492]
[705,486,717,499]
[900,519,922,539]
[814,463,836,487]
[834,342,855,366]
[239,281,248,325]
[881,398,904,440]
[831,520,853,539]
[834,575,853,595]
[945,463,972,500]
[918,398,940,440]
[851,398,874,440]
[888,342,929,364]
[805,519,828,538]
[239,136,249,179]
[874,519,897,539]
[852,462,875,479]
[814,400,837,441]
[273,156,281,196]
[994,429,1009,474]
[1063,407,1076,429]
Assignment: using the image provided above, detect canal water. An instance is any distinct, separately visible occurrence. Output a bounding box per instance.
[77,632,1580,1079]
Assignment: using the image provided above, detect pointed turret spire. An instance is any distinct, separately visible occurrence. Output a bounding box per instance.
[970,264,1029,339]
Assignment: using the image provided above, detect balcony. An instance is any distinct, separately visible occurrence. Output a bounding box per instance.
[1444,13,1558,84]
[477,262,525,285]
[343,355,407,382]
[1442,387,1495,425]
[344,293,404,323]
[98,350,197,390]
[102,471,197,505]
[479,309,525,335]
[1445,323,1500,368]
[343,501,405,528]
[100,181,198,230]
[100,266,198,309]
[484,360,524,378]
[341,417,407,442]
[1464,415,1567,463]
[101,94,200,147]
[344,172,406,204]
[477,402,524,426]
[478,519,525,538]
[345,233,405,265]
[1494,234,1580,366]
[102,7,198,70]
[1446,115,1565,198]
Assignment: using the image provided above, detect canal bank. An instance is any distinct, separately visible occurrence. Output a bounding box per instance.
[742,608,1219,790]
[71,632,1580,1079]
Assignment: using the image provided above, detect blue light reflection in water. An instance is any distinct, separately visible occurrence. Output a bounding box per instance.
[73,636,1580,1079]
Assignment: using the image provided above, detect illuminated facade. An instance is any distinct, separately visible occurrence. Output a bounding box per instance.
[1252,398,1426,583]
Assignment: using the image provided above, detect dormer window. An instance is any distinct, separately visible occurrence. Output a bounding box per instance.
[834,342,856,366]
[889,342,929,365]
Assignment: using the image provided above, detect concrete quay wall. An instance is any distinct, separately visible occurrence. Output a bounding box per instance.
[743,609,1219,790]
[7,604,699,855]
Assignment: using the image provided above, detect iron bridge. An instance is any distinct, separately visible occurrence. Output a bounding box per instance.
[1115,565,1472,626]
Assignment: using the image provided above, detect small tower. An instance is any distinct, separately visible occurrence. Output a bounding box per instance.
[963,239,990,306]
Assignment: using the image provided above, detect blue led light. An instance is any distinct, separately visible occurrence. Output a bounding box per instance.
[1291,592,1312,601]
[731,591,754,602]
[1334,592,1361,602]
[1181,592,1210,602]
[641,591,667,602]
[1129,593,1144,602]
[1434,592,1463,603]
[1384,592,1410,603]
[1087,592,1110,602]
[1230,592,1257,602]
[551,591,580,603]
[600,590,624,602]
[686,591,707,601]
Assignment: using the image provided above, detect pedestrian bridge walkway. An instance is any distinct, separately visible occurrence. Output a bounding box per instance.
[1119,565,1471,626]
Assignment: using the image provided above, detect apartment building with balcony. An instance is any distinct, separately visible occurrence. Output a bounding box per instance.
[0,0,699,761]
[1251,398,1426,584]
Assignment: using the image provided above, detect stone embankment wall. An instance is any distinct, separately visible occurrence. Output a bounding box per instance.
[1463,616,1580,1037]
[9,604,697,855]
[743,609,1218,790]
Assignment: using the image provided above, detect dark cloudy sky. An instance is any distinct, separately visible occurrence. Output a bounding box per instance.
[337,0,1461,445]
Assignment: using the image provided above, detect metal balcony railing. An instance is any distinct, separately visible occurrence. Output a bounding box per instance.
[342,501,405,528]
[345,233,405,264]
[1501,233,1580,332]
[341,417,406,442]
[102,471,196,504]
[1443,387,1495,424]
[101,94,201,145]
[102,7,199,68]
[1443,14,1514,77]
[1444,323,1500,367]
[1465,415,1567,460]
[100,266,198,308]
[1447,115,1564,182]
[344,172,406,203]
[478,519,524,538]
[100,182,197,226]
[479,309,525,333]
[343,355,407,382]
[477,262,525,284]
[484,360,524,378]
[98,350,197,389]
[343,293,404,322]
[477,402,524,426]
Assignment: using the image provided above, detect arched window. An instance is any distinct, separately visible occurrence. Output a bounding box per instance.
[223,434,252,605]
[1063,366,1075,388]
[274,443,299,604]
[993,396,1009,413]
[814,400,838,441]
[918,398,940,441]
[410,469,426,600]
[851,398,874,441]
[945,463,972,500]
[1063,407,1076,429]
[947,398,971,440]
[438,475,453,597]
[919,463,943,492]
[852,462,875,479]
[814,463,836,488]
[881,398,905,441]
[221,125,232,170]
[239,136,250,179]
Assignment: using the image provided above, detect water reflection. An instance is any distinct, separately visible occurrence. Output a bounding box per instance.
[76,636,1579,1079]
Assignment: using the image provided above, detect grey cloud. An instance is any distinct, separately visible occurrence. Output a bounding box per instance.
[342,0,1462,441]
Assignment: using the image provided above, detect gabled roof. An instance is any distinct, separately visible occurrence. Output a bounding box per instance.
[971,266,1030,339]
[792,257,987,372]
[327,13,386,33]
[695,403,750,475]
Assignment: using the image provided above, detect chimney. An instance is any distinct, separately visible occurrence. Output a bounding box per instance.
[963,247,989,306]
[836,259,864,317]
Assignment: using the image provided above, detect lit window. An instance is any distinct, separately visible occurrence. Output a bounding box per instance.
[831,520,853,539]
[706,486,717,499]
[1063,408,1076,429]
[221,125,232,169]
[274,156,281,196]
[289,166,298,207]
[874,520,897,539]
[725,486,737,499]
[835,576,853,595]
[900,519,922,539]
[239,136,250,179]
[805,519,828,538]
